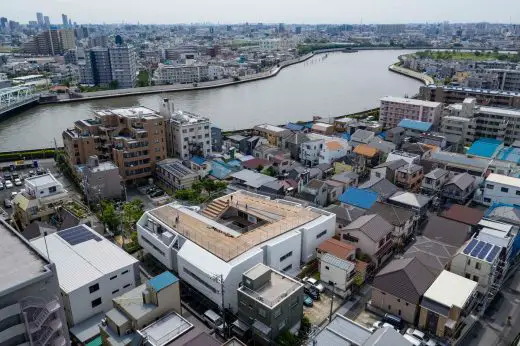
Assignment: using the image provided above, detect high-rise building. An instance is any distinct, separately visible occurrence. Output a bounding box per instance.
[81,47,112,86]
[160,98,212,159]
[379,96,443,129]
[23,28,75,55]
[0,219,70,346]
[0,17,7,30]
[44,15,50,27]
[36,12,44,26]
[61,14,68,27]
[109,45,138,89]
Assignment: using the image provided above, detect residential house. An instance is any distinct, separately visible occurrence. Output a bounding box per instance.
[285,122,306,132]
[253,144,279,160]
[418,270,477,339]
[334,117,356,132]
[328,171,359,192]
[236,264,303,345]
[350,129,375,147]
[327,204,366,230]
[478,173,520,206]
[340,214,394,267]
[421,168,450,195]
[371,258,436,324]
[339,187,379,210]
[246,136,269,155]
[369,202,416,247]
[422,215,472,249]
[440,205,485,232]
[320,253,357,293]
[81,156,122,201]
[385,127,405,146]
[253,124,291,148]
[224,135,248,154]
[388,191,431,219]
[370,159,407,182]
[317,238,356,262]
[403,236,459,275]
[401,142,439,160]
[397,119,433,138]
[298,179,328,207]
[156,159,198,190]
[367,138,396,155]
[283,133,311,160]
[324,180,344,204]
[312,122,334,135]
[395,163,424,192]
[242,158,272,172]
[441,172,477,203]
[386,150,420,165]
[190,156,211,178]
[359,178,399,200]
[259,180,286,197]
[230,170,277,192]
[300,138,324,167]
[209,160,240,180]
[353,144,380,173]
[319,140,351,165]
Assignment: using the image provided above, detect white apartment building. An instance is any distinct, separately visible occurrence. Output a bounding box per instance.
[109,45,138,89]
[300,133,346,167]
[31,225,140,328]
[153,63,209,85]
[161,98,212,159]
[136,190,336,313]
[479,173,520,206]
[318,139,351,165]
[379,96,443,129]
[442,98,520,146]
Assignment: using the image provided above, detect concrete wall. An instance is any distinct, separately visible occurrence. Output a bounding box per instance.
[300,212,336,263]
[264,230,301,273]
[482,180,520,206]
[450,253,491,294]
[371,288,418,324]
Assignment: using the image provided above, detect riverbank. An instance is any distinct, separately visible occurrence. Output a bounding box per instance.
[388,62,434,85]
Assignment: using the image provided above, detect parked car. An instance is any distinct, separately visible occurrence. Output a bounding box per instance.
[0,182,4,190]
[372,321,396,330]
[406,328,426,342]
[28,170,35,177]
[12,172,19,179]
[151,190,165,198]
[403,334,422,346]
[304,277,325,293]
[5,180,13,189]
[14,178,22,186]
[383,313,403,329]
[303,295,314,307]
[3,199,12,208]
[203,310,224,336]
[303,283,320,300]
[3,172,12,181]
[11,191,18,199]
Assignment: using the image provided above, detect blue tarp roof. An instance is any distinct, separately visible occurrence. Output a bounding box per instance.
[148,272,178,292]
[397,119,432,132]
[338,187,378,209]
[378,131,387,139]
[286,123,305,131]
[467,138,503,158]
[191,156,206,165]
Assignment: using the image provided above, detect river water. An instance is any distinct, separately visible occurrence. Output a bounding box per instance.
[0,49,422,151]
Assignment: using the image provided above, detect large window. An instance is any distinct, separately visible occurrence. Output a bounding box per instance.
[184,267,217,294]
[280,251,292,262]
[316,230,327,239]
[91,298,102,308]
[89,283,99,294]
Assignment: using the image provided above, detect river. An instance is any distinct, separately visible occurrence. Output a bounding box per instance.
[0,49,422,151]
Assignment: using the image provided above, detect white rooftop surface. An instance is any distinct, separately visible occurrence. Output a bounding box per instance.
[231,170,277,188]
[390,191,431,208]
[31,225,138,293]
[381,95,442,107]
[313,122,333,129]
[477,229,510,248]
[424,270,477,309]
[25,174,59,186]
[486,173,520,188]
[95,107,159,118]
[478,219,513,233]
[89,161,118,173]
[139,312,193,346]
[255,124,287,133]
[450,103,520,116]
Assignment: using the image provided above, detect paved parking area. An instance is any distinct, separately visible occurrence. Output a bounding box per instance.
[354,310,380,329]
[304,292,343,326]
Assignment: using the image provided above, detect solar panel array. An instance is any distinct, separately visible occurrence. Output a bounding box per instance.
[58,225,102,246]
[462,238,501,263]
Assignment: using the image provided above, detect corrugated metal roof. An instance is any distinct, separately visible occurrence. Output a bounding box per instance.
[338,187,378,209]
[397,119,432,132]
[321,253,355,271]
[467,138,502,158]
[148,271,179,292]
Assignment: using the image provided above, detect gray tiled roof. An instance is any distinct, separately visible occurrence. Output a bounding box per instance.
[424,167,449,179]
[344,214,393,242]
[445,172,475,190]
[422,215,471,247]
[374,159,407,170]
[373,257,436,304]
[403,235,459,275]
[359,178,399,199]
[368,202,414,226]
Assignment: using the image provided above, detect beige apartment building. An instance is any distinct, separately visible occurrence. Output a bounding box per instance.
[63,106,166,182]
[379,96,443,129]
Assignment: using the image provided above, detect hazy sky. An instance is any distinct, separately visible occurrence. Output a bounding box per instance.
[3,0,520,25]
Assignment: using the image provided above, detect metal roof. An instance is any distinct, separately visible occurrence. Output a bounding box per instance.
[467,139,502,158]
[321,253,355,272]
[423,270,477,310]
[312,314,371,346]
[148,271,179,292]
[338,187,379,209]
[397,119,433,132]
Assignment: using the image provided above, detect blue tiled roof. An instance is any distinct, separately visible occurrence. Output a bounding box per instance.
[148,272,178,292]
[191,156,206,165]
[467,138,503,158]
[397,119,432,132]
[338,187,378,209]
[286,123,304,131]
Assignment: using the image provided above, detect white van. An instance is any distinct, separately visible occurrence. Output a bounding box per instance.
[203,309,224,335]
[403,334,422,346]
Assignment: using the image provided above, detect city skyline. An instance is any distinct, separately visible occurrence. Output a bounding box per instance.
[3,0,520,25]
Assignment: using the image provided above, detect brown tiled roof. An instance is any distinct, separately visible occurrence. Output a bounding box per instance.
[422,215,471,247]
[317,238,356,259]
[354,144,378,158]
[441,204,484,226]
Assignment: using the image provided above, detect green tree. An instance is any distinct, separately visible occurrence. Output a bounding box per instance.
[263,166,276,177]
[276,330,300,346]
[122,199,145,233]
[298,316,312,338]
[109,80,119,89]
[99,201,121,233]
[256,164,264,172]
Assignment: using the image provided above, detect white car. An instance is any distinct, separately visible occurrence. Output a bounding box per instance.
[5,180,13,189]
[372,321,396,330]
[11,191,18,199]
[406,328,426,342]
[0,182,4,190]
[14,178,22,186]
[304,277,325,292]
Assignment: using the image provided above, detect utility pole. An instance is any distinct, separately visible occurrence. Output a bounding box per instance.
[329,282,336,322]
[219,274,226,339]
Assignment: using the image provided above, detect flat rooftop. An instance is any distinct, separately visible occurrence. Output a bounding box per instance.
[423,270,477,309]
[254,124,288,133]
[149,191,322,262]
[95,106,161,119]
[139,312,193,346]
[25,173,59,187]
[381,95,442,107]
[240,265,301,308]
[0,220,49,293]
[31,224,138,293]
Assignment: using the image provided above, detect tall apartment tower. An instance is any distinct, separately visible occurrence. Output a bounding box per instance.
[0,219,70,346]
[81,47,112,86]
[109,45,138,88]
[36,12,44,26]
[61,14,68,27]
[44,16,50,27]
[161,98,212,159]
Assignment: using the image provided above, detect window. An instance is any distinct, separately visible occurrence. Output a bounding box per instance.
[325,266,330,270]
[342,233,358,243]
[110,275,117,281]
[517,190,520,196]
[91,298,102,308]
[379,239,384,247]
[475,262,481,270]
[467,259,471,265]
[49,186,57,193]
[258,308,266,317]
[123,284,131,288]
[397,298,400,302]
[316,230,327,239]
[375,172,381,178]
[274,308,281,318]
[486,184,494,190]
[465,273,471,279]
[112,289,119,294]
[283,264,293,272]
[89,283,99,293]
[473,275,479,282]
[184,268,217,293]
[501,187,509,193]
[388,305,391,310]
[122,270,129,275]
[279,319,287,330]
[405,302,409,306]
[280,251,292,262]
[484,198,491,203]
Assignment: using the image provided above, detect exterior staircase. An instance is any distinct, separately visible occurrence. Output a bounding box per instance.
[201,199,229,219]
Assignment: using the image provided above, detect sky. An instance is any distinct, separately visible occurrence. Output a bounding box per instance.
[3,0,520,25]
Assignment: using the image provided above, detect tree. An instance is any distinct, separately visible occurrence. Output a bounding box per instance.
[298,316,312,338]
[276,330,300,346]
[263,166,276,177]
[109,80,119,89]
[256,164,264,172]
[99,200,121,233]
[122,199,144,233]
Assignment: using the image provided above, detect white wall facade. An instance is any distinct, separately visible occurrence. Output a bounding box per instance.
[319,260,353,291]
[370,167,388,181]
[482,180,520,206]
[264,230,302,274]
[450,253,492,294]
[300,212,336,263]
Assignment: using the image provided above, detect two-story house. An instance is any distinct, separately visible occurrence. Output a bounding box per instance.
[370,159,407,183]
[395,163,424,192]
[297,179,328,207]
[421,168,450,195]
[369,202,416,248]
[340,214,395,268]
[317,238,357,292]
[441,172,477,203]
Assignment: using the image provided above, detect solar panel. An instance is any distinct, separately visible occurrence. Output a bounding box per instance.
[58,225,101,246]
[486,245,501,263]
[470,241,485,257]
[477,243,492,260]
[463,238,478,255]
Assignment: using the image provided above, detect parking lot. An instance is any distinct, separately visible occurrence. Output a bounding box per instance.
[304,292,343,326]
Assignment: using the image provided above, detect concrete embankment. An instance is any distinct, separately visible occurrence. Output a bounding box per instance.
[52,52,316,103]
[388,62,434,85]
